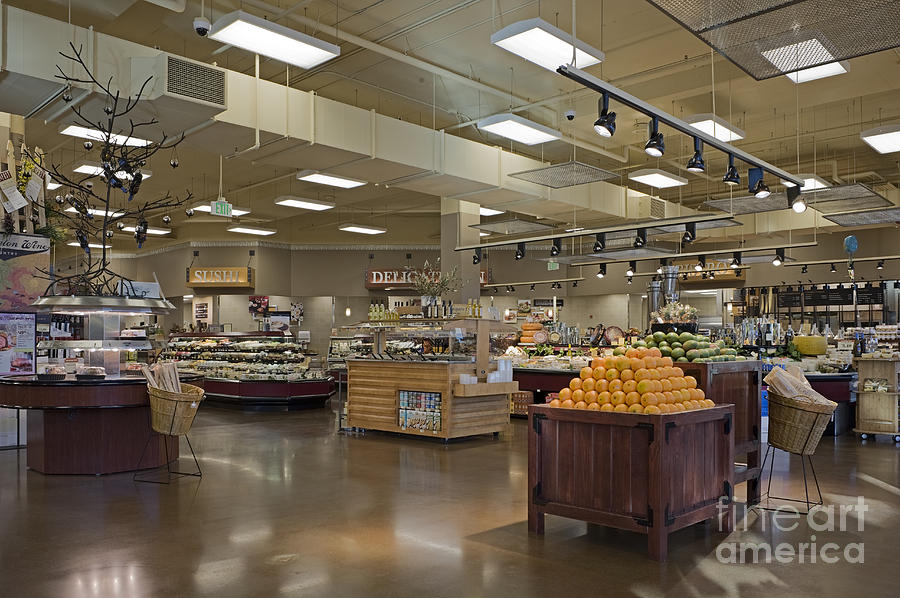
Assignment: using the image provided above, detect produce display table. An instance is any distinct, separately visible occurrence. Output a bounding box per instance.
[528,404,735,561]
[0,373,203,475]
[678,360,762,504]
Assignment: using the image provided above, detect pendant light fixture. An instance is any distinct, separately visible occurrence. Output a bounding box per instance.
[644,117,665,157]
[593,92,616,138]
[723,154,740,186]
[686,137,705,173]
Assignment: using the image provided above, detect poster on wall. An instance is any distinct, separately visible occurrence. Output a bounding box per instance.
[0,312,36,376]
[249,296,269,316]
[269,312,291,333]
[0,234,51,311]
[290,302,304,323]
[516,299,532,318]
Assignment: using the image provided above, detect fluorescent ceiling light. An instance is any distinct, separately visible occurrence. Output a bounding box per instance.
[565,227,585,233]
[122,225,171,236]
[46,180,61,190]
[479,207,505,216]
[684,114,745,142]
[73,161,151,180]
[628,168,688,188]
[479,232,491,237]
[477,113,561,145]
[780,174,830,191]
[59,124,152,147]
[275,195,335,211]
[491,17,604,71]
[860,124,900,154]
[64,207,126,218]
[761,39,848,83]
[226,224,277,236]
[297,170,366,189]
[338,223,387,235]
[191,203,251,217]
[209,10,340,69]
[67,241,110,249]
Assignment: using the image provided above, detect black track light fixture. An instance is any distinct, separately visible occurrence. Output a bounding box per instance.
[593,232,606,253]
[702,272,708,280]
[682,273,688,281]
[695,255,706,272]
[709,270,716,279]
[633,228,647,249]
[748,167,770,198]
[787,185,806,214]
[572,281,578,288]
[550,238,561,257]
[723,154,740,186]
[515,242,525,260]
[830,263,837,273]
[625,261,636,277]
[772,248,785,267]
[627,276,633,285]
[657,259,668,274]
[472,247,482,265]
[596,264,606,279]
[530,284,536,291]
[682,222,696,244]
[731,252,742,269]
[644,117,665,157]
[510,285,516,292]
[686,137,705,173]
[801,265,808,274]
[593,92,616,138]
[877,260,885,270]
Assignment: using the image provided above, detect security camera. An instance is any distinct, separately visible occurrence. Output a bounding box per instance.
[564,109,576,121]
[193,16,211,37]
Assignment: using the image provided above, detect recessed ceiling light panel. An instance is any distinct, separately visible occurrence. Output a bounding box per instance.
[860,124,900,154]
[59,124,152,147]
[628,168,688,189]
[226,224,277,236]
[490,17,604,71]
[684,113,745,142]
[477,113,561,145]
[122,225,172,236]
[338,223,387,235]
[479,207,505,217]
[297,170,366,189]
[780,173,829,191]
[274,196,335,211]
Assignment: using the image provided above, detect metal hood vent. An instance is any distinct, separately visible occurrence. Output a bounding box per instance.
[703,184,891,215]
[644,0,900,80]
[825,207,900,226]
[509,160,618,188]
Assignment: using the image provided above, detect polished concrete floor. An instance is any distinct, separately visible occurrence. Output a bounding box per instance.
[0,403,897,597]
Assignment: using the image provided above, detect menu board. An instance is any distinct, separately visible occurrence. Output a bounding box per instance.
[776,292,803,308]
[856,287,885,305]
[803,288,854,306]
[0,312,36,376]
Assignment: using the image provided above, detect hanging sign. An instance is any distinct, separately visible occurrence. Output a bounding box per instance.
[24,168,44,204]
[365,268,488,289]
[186,267,254,288]
[0,170,28,212]
[210,199,233,218]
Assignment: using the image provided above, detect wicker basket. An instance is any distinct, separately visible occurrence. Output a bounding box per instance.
[767,392,837,455]
[148,383,205,436]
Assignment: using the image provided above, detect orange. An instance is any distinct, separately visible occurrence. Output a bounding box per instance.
[592,366,607,381]
[648,368,661,381]
[629,358,645,371]
[605,368,619,381]
[590,357,604,369]
[635,368,651,382]
[659,356,673,367]
[640,392,658,407]
[648,347,662,358]
[572,389,585,403]
[636,379,652,395]
[661,367,674,378]
[610,390,626,406]
[652,380,664,393]
[680,388,693,402]
[584,390,598,404]
[620,369,635,382]
[622,379,637,393]
[597,391,611,405]
[561,399,575,408]
[582,378,596,393]
[673,402,686,412]
[558,387,572,401]
[595,379,609,393]
[625,391,641,406]
[644,405,661,415]
[695,388,706,400]
[613,403,628,412]
[608,379,623,393]
[672,367,684,377]
[587,402,601,411]
[625,348,638,358]
[600,403,614,412]
[657,403,671,414]
[574,401,587,409]
[684,375,697,389]
[615,356,630,372]
[548,399,561,408]
[580,367,593,380]
[643,356,657,369]
[670,377,684,390]
[683,400,697,411]
[627,403,644,414]
[604,356,618,369]
[661,391,674,404]
[570,377,583,391]
[660,378,673,392]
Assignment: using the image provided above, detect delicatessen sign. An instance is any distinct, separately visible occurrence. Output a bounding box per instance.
[365,268,488,290]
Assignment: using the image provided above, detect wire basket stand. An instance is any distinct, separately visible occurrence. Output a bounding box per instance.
[134,383,205,484]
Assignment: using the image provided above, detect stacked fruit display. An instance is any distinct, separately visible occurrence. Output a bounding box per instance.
[615,331,744,363]
[548,347,714,414]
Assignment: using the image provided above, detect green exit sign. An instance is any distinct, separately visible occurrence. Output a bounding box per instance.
[211,199,233,218]
[547,261,560,271]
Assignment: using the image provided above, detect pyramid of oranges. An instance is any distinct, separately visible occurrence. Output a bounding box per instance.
[548,347,715,414]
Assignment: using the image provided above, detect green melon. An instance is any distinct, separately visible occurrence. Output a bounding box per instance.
[683,340,699,351]
[671,348,686,359]
[686,349,701,361]
[660,346,672,357]
[677,357,689,362]
[666,332,680,344]
[653,331,666,343]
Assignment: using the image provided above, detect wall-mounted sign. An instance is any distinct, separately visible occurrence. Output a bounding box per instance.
[186,267,254,288]
[194,302,209,321]
[249,296,269,315]
[210,199,233,218]
[533,298,564,307]
[118,280,161,299]
[0,312,36,376]
[0,234,51,311]
[364,268,488,290]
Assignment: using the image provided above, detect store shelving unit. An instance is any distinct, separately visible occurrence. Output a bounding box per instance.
[162,331,333,410]
[853,357,900,441]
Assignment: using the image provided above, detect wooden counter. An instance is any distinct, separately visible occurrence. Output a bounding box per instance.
[347,360,514,439]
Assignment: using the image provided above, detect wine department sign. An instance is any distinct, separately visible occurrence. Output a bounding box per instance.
[365,268,488,290]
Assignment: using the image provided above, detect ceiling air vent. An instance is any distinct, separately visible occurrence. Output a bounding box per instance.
[166,56,226,107]
[649,196,666,219]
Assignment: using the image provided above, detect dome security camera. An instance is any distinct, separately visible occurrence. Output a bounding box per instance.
[194,16,211,37]
[564,109,576,121]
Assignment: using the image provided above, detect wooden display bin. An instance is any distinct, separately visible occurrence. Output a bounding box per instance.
[528,404,735,561]
[679,360,762,503]
[854,358,900,440]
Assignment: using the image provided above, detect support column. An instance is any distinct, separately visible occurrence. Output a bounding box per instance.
[440,198,480,305]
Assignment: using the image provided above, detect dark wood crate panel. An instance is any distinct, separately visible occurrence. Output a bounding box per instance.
[528,404,734,561]
[679,360,762,503]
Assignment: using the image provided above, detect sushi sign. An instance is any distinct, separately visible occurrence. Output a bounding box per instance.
[187,267,254,288]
